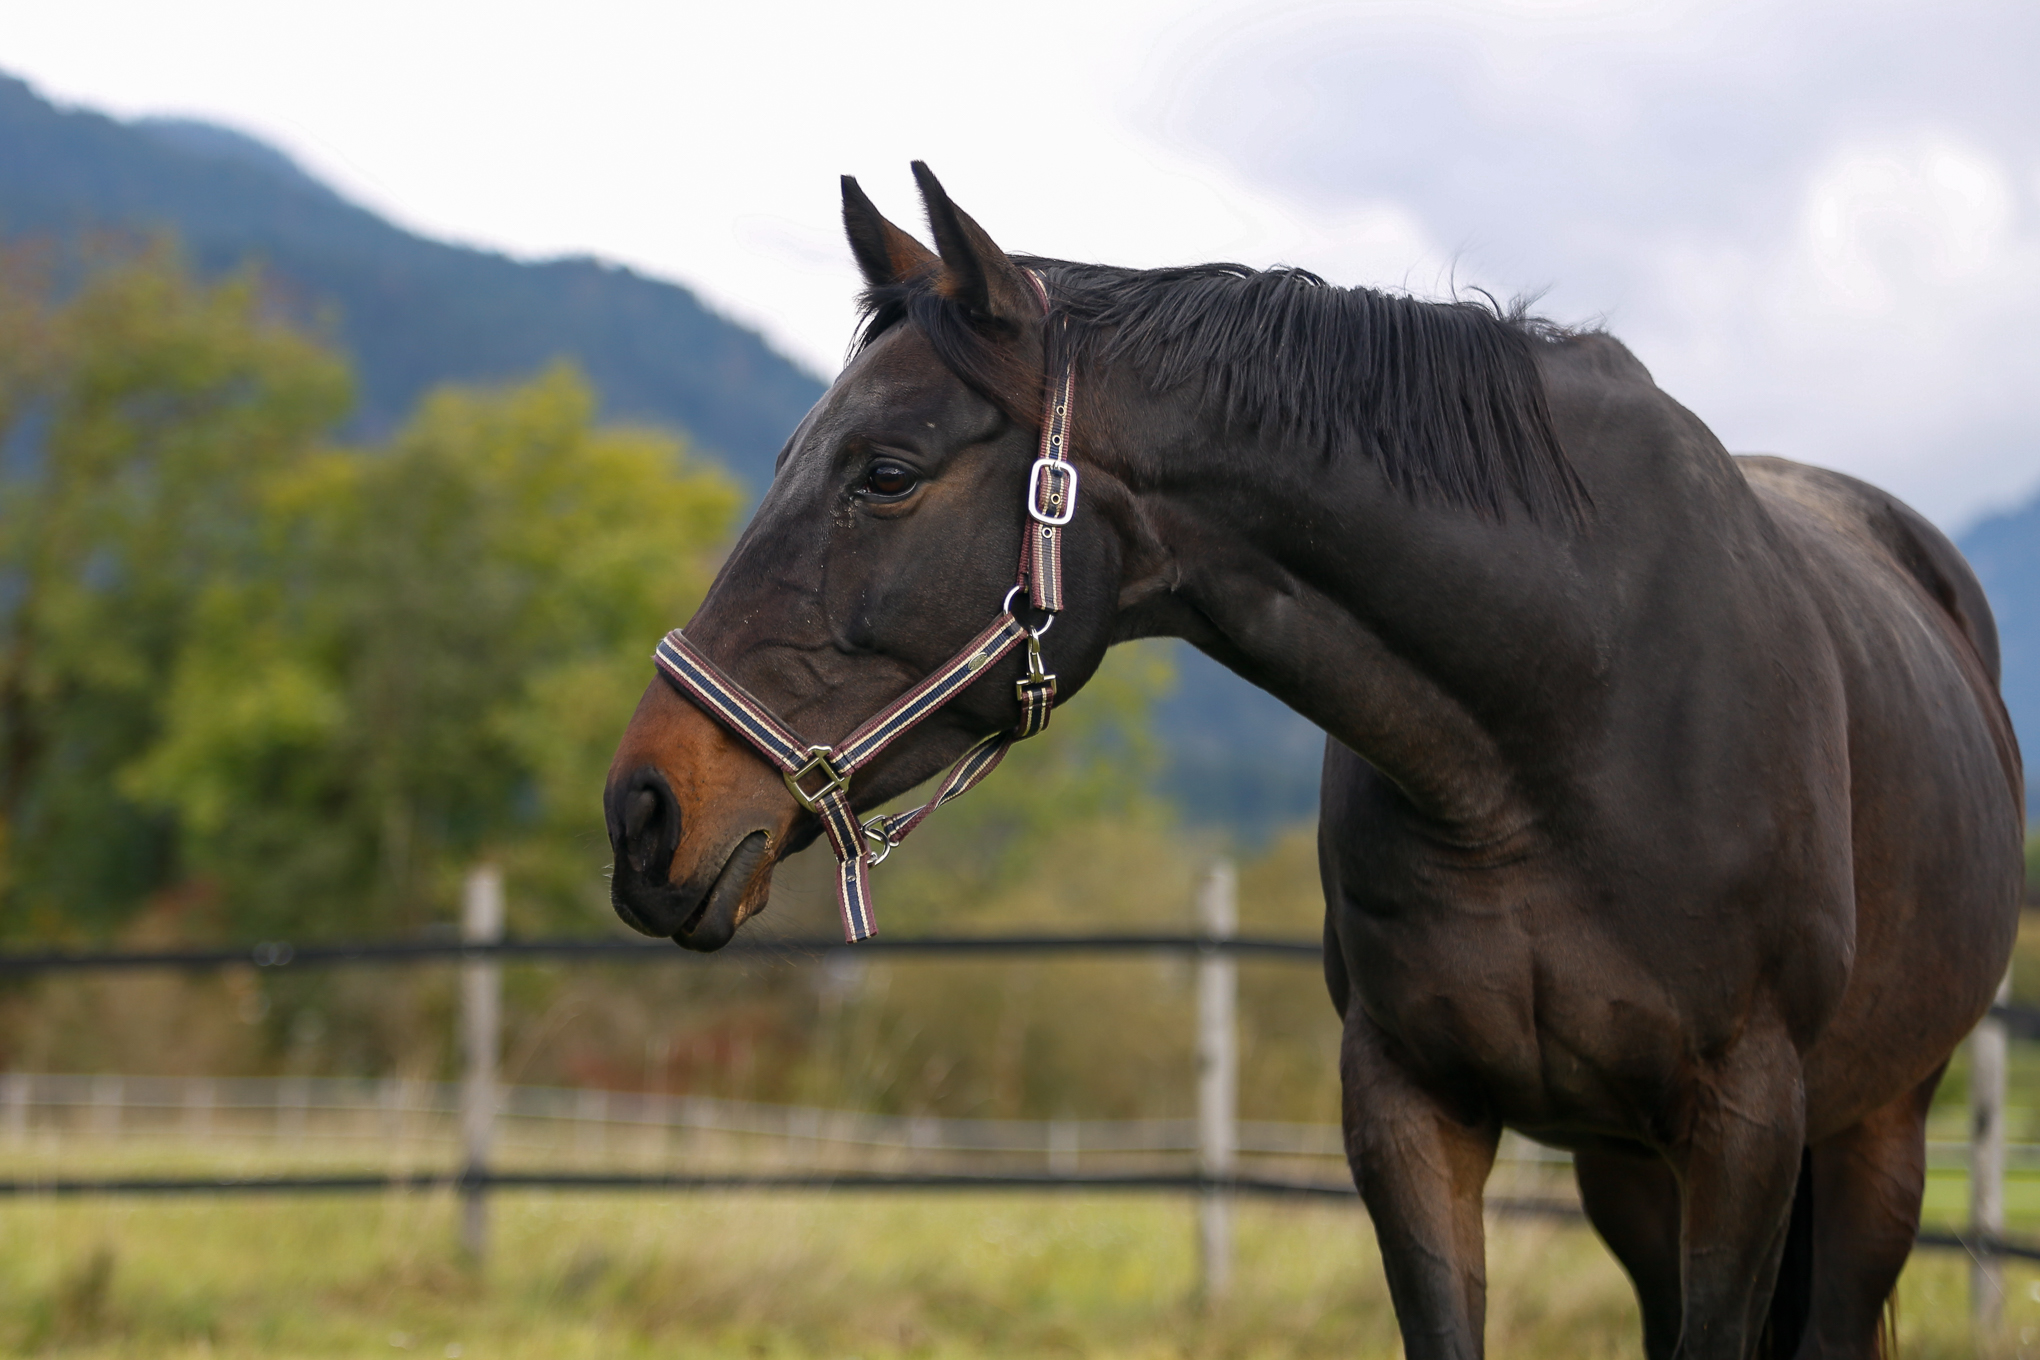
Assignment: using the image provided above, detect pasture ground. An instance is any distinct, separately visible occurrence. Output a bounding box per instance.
[5,1176,2040,1358]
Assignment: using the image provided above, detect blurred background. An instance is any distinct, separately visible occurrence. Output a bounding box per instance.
[1,1,2038,1355]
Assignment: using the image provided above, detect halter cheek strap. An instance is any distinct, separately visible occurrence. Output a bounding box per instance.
[651,272,1075,942]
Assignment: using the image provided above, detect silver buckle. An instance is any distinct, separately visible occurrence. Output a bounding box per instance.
[1027,458,1077,526]
[782,745,850,812]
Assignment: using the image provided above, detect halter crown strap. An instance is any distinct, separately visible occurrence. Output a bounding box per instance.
[650,271,1074,943]
[1020,272,1074,614]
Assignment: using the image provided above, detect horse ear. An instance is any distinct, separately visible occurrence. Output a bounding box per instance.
[842,175,938,289]
[910,162,1037,326]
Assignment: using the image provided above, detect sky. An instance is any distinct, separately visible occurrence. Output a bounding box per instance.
[5,0,2036,531]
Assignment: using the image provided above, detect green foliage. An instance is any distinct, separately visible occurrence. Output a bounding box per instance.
[0,243,351,936]
[127,365,740,939]
[0,243,741,953]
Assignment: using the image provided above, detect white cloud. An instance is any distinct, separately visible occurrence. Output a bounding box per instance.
[1802,136,2017,310]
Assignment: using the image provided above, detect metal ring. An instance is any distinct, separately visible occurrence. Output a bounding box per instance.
[1002,584,1055,639]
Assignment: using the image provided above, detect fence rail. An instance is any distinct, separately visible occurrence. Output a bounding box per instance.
[0,931,1322,975]
[4,883,2037,1305]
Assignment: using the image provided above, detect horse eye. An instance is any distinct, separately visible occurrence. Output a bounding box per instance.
[862,462,919,499]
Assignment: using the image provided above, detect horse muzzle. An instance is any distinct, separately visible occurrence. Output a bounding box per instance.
[603,685,794,951]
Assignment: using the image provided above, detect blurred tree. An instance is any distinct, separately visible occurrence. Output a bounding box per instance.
[0,242,350,938]
[858,638,1178,935]
[126,365,740,939]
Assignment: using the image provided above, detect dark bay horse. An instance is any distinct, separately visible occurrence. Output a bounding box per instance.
[604,165,2024,1359]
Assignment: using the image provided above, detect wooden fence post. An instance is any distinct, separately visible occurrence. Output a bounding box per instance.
[1197,859,1238,1306]
[90,1074,122,1139]
[460,864,504,1260]
[1,1072,25,1143]
[1971,965,2012,1334]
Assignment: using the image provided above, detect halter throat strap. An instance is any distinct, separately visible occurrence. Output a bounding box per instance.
[651,273,1075,942]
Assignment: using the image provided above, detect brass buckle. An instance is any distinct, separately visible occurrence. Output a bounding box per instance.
[1015,633,1056,701]
[782,745,850,812]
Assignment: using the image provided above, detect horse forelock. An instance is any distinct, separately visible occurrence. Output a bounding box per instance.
[856,256,1592,527]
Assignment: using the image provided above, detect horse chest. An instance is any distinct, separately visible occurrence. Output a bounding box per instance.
[1340,901,1692,1132]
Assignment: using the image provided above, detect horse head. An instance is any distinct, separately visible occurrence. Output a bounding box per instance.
[604,165,1148,950]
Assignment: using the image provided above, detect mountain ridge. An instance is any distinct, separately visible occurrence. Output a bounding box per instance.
[0,73,824,493]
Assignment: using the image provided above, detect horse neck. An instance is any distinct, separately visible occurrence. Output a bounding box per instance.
[1107,402,1604,841]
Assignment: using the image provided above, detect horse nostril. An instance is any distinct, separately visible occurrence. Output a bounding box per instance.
[625,788,658,848]
[614,767,679,879]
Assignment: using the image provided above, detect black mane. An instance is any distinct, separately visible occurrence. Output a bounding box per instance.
[857,258,1589,525]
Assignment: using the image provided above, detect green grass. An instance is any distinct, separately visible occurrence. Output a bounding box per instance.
[3,1185,2038,1358]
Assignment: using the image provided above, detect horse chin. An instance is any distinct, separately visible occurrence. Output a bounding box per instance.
[609,827,775,950]
[670,830,774,953]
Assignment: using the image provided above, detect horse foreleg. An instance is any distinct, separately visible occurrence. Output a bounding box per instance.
[1794,1065,1943,1359]
[1669,1022,1808,1360]
[1341,1006,1500,1360]
[1575,1145,1684,1360]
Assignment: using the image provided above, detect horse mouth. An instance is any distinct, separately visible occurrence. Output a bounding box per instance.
[672,830,772,953]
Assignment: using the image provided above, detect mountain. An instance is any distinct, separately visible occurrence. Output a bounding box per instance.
[0,73,823,492]
[1960,495,2040,817]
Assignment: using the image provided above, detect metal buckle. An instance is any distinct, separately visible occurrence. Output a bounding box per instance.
[1027,458,1078,527]
[1016,633,1056,700]
[782,745,850,812]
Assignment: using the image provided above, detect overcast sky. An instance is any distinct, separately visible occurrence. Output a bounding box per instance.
[6,0,2036,530]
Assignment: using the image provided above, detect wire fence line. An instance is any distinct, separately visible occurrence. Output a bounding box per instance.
[6,1072,2035,1173]
[0,1071,1355,1163]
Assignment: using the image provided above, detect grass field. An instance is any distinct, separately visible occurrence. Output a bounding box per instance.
[5,1181,2040,1359]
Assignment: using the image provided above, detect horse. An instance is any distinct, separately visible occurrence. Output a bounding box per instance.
[604,164,2024,1359]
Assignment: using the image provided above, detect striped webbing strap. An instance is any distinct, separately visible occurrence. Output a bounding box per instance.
[1020,271,1074,614]
[649,272,1075,943]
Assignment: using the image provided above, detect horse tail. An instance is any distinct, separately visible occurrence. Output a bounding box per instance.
[1757,1147,1817,1359]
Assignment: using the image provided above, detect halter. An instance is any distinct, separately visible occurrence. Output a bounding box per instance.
[651,272,1076,942]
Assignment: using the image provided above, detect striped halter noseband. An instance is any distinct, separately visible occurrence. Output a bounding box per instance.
[651,273,1076,943]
